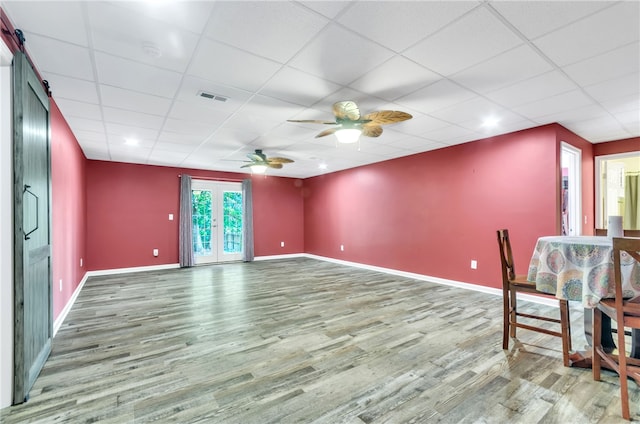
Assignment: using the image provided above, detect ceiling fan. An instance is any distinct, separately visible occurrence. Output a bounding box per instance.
[287,101,412,143]
[241,149,294,173]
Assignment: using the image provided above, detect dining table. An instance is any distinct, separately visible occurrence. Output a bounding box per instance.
[527,235,640,366]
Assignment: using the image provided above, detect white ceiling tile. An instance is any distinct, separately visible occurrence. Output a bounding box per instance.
[259,67,342,107]
[23,34,93,80]
[3,1,88,45]
[95,52,182,98]
[299,1,351,19]
[55,98,102,121]
[349,56,441,102]
[204,1,328,64]
[489,1,611,39]
[423,125,478,144]
[157,131,207,145]
[338,1,479,52]
[585,73,640,104]
[87,2,199,73]
[396,79,476,114]
[288,24,395,85]
[167,101,233,126]
[162,118,217,137]
[187,38,281,92]
[65,116,104,133]
[562,42,640,87]
[102,107,165,130]
[451,45,554,93]
[514,90,596,120]
[99,85,172,116]
[533,2,640,67]
[484,71,576,108]
[104,123,159,141]
[404,6,523,76]
[44,74,99,104]
[107,1,215,34]
[601,93,640,115]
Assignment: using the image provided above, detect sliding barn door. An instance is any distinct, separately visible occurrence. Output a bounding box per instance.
[12,51,52,404]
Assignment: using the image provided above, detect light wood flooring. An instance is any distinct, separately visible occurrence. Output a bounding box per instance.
[1,257,638,423]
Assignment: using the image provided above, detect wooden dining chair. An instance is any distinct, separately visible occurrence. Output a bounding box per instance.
[592,237,640,420]
[497,229,572,366]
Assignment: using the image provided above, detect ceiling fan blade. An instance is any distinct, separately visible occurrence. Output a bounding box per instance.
[362,125,383,137]
[267,157,294,164]
[287,119,337,125]
[363,110,412,125]
[316,128,339,138]
[333,101,361,120]
[268,163,284,169]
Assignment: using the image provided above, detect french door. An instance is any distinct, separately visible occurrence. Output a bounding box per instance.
[191,180,243,264]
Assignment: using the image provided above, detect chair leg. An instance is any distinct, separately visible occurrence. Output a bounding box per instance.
[593,308,602,382]
[616,315,630,420]
[503,287,510,350]
[559,300,571,367]
[509,288,517,338]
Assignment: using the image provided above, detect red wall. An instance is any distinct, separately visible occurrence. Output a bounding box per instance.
[85,161,305,270]
[304,125,566,290]
[593,137,639,156]
[50,101,87,318]
[251,175,305,256]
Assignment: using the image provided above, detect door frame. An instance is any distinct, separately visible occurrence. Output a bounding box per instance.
[192,180,243,264]
[0,34,13,409]
[560,142,582,236]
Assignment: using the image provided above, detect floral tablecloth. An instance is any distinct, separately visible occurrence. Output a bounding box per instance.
[527,236,640,308]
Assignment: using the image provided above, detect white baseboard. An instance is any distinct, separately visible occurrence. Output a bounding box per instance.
[53,272,88,336]
[86,263,180,277]
[254,253,305,261]
[301,253,558,308]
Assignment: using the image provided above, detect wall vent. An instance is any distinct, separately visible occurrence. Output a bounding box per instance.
[197,91,228,102]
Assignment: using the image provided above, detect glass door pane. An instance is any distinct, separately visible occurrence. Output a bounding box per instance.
[222,191,243,254]
[192,189,215,262]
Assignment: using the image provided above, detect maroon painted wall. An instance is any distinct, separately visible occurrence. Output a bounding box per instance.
[304,124,567,290]
[593,137,639,156]
[50,101,87,318]
[85,161,305,270]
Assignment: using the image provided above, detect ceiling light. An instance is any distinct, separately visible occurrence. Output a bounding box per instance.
[124,137,139,146]
[335,128,362,144]
[250,164,267,174]
[319,163,328,170]
[482,117,500,128]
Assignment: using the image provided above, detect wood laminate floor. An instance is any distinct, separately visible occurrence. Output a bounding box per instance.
[1,258,637,423]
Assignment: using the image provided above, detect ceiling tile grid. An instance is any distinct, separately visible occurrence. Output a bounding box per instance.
[0,0,637,179]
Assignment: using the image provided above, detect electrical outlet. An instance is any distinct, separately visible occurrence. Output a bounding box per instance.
[471,260,477,269]
[80,258,83,267]
[169,213,174,221]
[340,245,344,251]
[59,279,62,291]
[153,248,159,257]
[280,241,285,247]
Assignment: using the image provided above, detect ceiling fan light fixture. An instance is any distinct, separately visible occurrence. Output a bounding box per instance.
[250,164,268,174]
[335,128,362,144]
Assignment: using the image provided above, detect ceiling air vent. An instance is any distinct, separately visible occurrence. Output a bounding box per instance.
[197,91,228,102]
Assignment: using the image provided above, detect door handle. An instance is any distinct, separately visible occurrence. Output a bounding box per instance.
[23,184,39,240]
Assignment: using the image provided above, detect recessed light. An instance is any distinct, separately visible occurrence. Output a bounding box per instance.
[124,137,139,146]
[319,163,328,170]
[482,117,500,128]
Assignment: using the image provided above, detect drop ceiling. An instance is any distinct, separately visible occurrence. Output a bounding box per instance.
[2,0,638,178]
